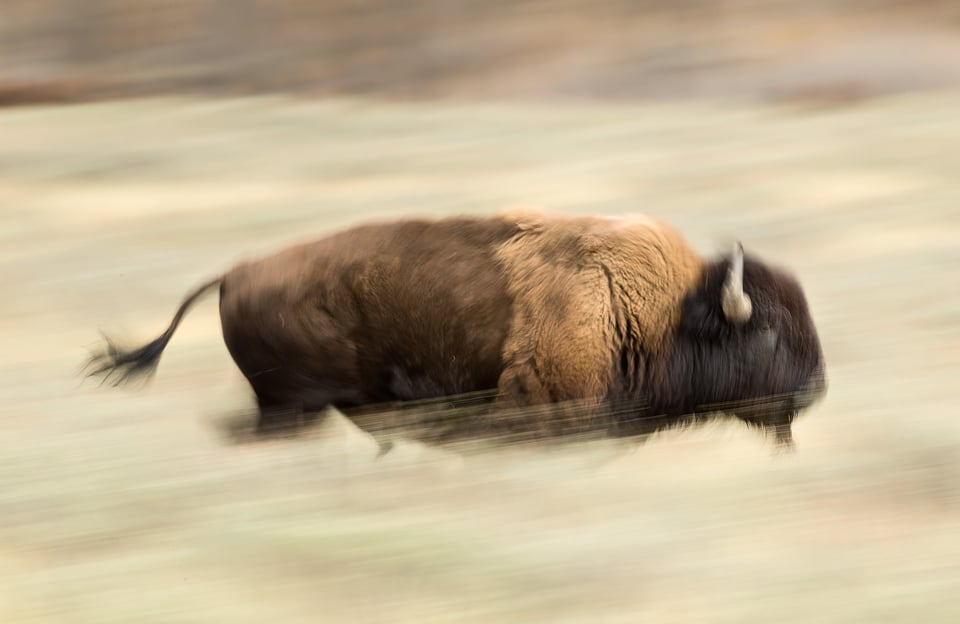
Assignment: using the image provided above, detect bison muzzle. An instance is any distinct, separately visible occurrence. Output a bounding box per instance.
[86,212,827,449]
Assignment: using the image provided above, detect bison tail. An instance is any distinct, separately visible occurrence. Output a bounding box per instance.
[84,276,223,386]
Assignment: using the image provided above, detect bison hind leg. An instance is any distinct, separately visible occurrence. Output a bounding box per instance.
[254,400,321,437]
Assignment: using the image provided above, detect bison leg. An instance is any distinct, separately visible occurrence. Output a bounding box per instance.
[254,399,321,436]
[496,362,552,405]
[494,363,607,438]
[769,413,796,452]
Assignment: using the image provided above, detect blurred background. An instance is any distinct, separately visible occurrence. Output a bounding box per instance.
[4,0,960,103]
[2,1,959,623]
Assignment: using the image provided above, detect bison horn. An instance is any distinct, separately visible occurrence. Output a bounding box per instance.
[721,242,752,325]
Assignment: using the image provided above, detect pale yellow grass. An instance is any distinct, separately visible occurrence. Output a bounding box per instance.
[1,94,958,623]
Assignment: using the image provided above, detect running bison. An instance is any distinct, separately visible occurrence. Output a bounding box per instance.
[86,211,826,448]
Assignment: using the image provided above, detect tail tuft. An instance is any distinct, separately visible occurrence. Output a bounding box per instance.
[84,330,171,386]
[82,275,222,388]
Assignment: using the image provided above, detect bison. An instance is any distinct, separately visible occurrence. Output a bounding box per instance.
[86,211,826,448]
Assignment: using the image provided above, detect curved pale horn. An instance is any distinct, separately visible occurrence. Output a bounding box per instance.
[721,242,752,325]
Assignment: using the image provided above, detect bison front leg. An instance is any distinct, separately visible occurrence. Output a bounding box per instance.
[496,362,553,406]
[491,363,556,438]
[768,412,796,453]
[494,362,608,439]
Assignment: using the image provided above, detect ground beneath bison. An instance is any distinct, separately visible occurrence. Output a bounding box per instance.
[1,96,959,623]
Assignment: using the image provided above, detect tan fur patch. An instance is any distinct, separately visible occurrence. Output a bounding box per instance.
[493,212,704,404]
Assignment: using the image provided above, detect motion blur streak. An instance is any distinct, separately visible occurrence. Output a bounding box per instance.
[2,1,959,623]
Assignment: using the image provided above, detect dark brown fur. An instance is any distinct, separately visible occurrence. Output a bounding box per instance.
[86,211,826,446]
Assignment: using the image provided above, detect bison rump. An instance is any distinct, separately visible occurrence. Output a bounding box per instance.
[217,218,518,429]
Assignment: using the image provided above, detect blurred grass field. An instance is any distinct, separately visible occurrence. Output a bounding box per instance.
[1,94,959,622]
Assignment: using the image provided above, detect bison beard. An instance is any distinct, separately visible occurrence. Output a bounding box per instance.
[85,212,826,449]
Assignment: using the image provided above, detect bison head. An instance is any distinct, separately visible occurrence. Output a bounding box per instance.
[652,243,827,449]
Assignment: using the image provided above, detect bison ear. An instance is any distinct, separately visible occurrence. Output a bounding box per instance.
[721,242,753,325]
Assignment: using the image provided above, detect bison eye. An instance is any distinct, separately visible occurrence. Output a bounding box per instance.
[757,325,778,350]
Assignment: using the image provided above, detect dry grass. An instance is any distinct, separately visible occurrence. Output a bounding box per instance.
[1,93,959,622]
